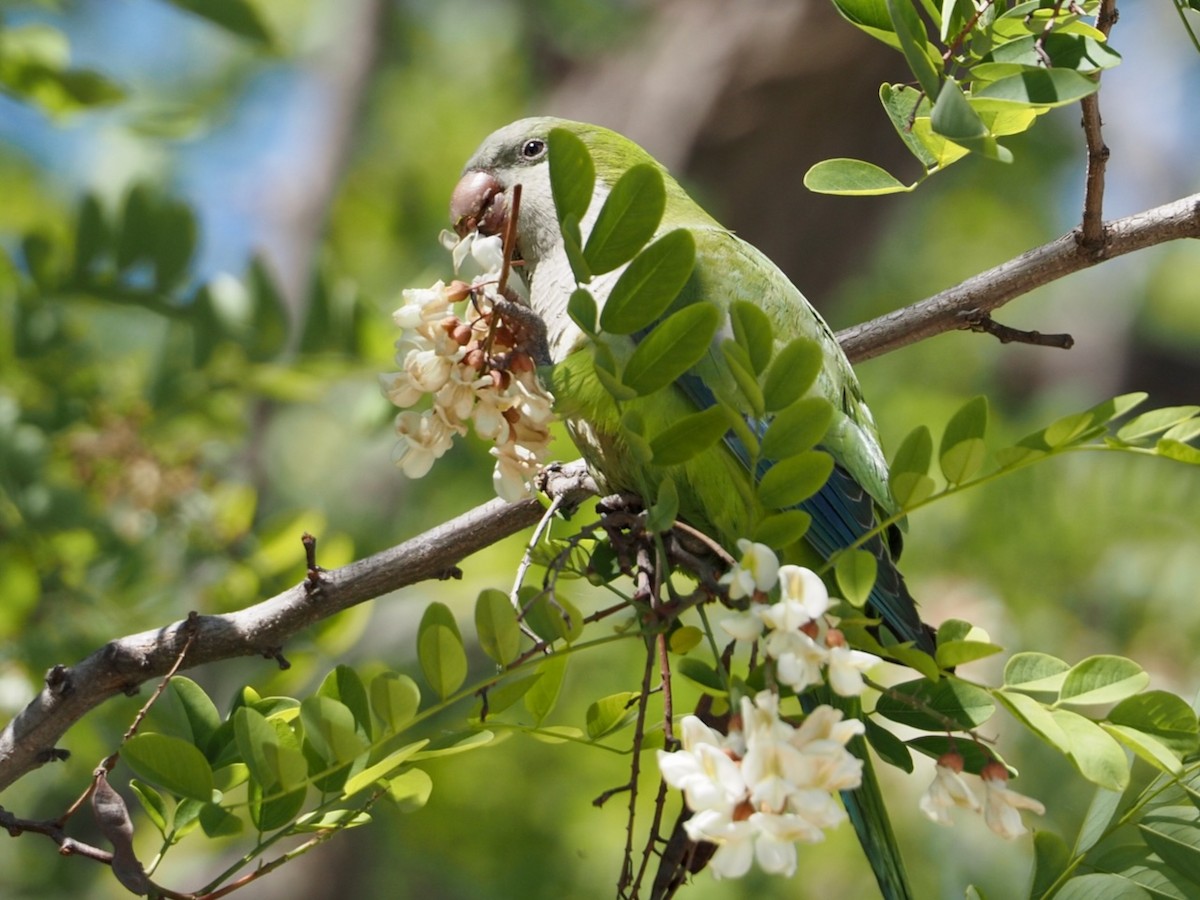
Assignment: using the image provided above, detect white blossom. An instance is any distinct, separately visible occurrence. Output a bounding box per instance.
[825,640,880,698]
[767,629,828,693]
[981,762,1044,838]
[657,717,747,815]
[391,409,456,478]
[919,752,981,826]
[720,540,780,600]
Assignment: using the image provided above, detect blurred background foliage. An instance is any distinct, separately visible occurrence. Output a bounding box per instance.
[0,0,1197,897]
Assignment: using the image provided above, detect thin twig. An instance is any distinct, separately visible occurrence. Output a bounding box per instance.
[961,311,1074,349]
[837,193,1200,363]
[1079,0,1119,250]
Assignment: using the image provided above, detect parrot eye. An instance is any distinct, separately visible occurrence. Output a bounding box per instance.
[520,138,547,160]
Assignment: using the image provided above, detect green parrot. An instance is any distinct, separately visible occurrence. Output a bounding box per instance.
[451,117,930,898]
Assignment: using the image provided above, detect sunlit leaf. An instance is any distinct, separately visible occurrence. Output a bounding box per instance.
[417,602,467,701]
[622,304,721,396]
[599,229,695,335]
[584,164,665,275]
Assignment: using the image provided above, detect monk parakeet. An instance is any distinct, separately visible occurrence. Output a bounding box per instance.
[451,117,929,898]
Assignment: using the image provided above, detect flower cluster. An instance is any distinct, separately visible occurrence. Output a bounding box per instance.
[921,753,1045,838]
[718,540,880,697]
[381,233,556,500]
[657,692,864,879]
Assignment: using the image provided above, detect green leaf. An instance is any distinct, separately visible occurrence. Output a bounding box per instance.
[410,730,497,760]
[935,639,1003,668]
[804,158,915,196]
[162,677,222,754]
[591,344,638,401]
[586,692,640,739]
[318,665,372,741]
[752,510,812,549]
[233,707,307,792]
[995,689,1070,754]
[1031,830,1073,900]
[123,734,215,802]
[864,718,913,773]
[369,672,421,736]
[560,212,592,284]
[931,77,988,142]
[340,740,428,799]
[1139,808,1200,887]
[622,304,721,396]
[164,0,274,45]
[647,406,732,466]
[152,199,196,291]
[756,451,835,510]
[583,164,665,275]
[1053,872,1152,899]
[875,677,995,731]
[1156,439,1200,465]
[1004,651,1070,692]
[1051,708,1130,790]
[567,288,598,335]
[1103,724,1183,774]
[248,779,304,833]
[386,767,434,812]
[835,550,877,609]
[669,626,704,655]
[1108,691,1200,758]
[300,696,367,767]
[886,0,941,99]
[417,602,467,700]
[599,229,695,335]
[890,424,936,508]
[482,674,543,715]
[646,476,680,533]
[939,396,988,484]
[761,397,833,461]
[1074,784,1124,855]
[880,83,938,169]
[198,802,243,838]
[525,654,568,725]
[762,338,822,412]
[721,340,766,417]
[129,779,169,836]
[1117,406,1200,443]
[1059,656,1151,706]
[1089,843,1195,899]
[975,68,1099,108]
[676,658,726,694]
[548,128,595,227]
[522,589,582,644]
[729,301,775,375]
[905,735,999,773]
[475,589,521,666]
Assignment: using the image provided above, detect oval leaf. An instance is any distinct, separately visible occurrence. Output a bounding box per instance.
[600,228,695,335]
[548,128,595,227]
[729,301,774,375]
[370,671,421,736]
[762,338,822,412]
[584,163,666,275]
[756,451,835,510]
[647,406,732,466]
[804,158,914,196]
[123,734,214,802]
[417,602,467,700]
[475,588,521,666]
[1059,655,1150,707]
[622,304,721,397]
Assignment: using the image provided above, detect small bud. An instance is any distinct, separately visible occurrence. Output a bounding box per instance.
[980,761,1008,783]
[936,751,966,774]
[824,628,847,648]
[464,348,485,370]
[452,323,473,345]
[446,280,472,303]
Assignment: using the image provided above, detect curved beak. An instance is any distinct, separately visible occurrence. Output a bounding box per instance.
[450,170,508,238]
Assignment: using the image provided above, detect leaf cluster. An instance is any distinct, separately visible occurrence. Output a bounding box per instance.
[807,0,1121,194]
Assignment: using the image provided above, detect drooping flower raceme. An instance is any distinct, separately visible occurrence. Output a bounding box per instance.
[657,692,865,880]
[718,550,881,698]
[382,233,556,499]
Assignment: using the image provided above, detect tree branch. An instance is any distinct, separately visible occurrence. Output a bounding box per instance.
[0,464,594,793]
[1078,0,1119,250]
[836,193,1200,363]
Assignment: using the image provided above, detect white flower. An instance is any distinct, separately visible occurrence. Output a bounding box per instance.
[720,540,780,600]
[789,704,864,794]
[435,365,487,425]
[491,442,542,502]
[719,610,765,642]
[919,752,980,826]
[658,717,747,814]
[825,641,880,698]
[392,282,452,333]
[766,629,827,693]
[980,761,1044,838]
[769,565,830,624]
[391,409,456,478]
[684,810,756,880]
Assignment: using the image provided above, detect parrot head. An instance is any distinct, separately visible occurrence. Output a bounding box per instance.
[449,117,706,279]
